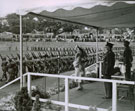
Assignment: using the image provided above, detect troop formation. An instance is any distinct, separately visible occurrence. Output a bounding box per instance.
[0,47,103,83]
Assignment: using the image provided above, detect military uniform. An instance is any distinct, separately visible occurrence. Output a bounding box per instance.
[13,58,19,78]
[1,58,8,81]
[123,41,133,81]
[26,57,34,72]
[7,59,15,82]
[102,42,115,99]
[22,58,27,74]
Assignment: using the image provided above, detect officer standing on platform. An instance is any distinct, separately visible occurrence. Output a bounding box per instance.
[102,42,115,99]
[123,40,133,81]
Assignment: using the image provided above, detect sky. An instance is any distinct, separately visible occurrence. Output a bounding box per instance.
[0,0,135,17]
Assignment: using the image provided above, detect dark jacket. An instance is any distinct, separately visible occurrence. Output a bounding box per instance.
[1,61,8,72]
[123,46,133,67]
[102,50,115,76]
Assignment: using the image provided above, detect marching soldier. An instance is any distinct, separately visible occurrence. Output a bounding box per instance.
[55,48,58,57]
[0,57,8,81]
[65,48,69,56]
[67,48,71,56]
[6,59,15,83]
[22,57,27,74]
[71,47,75,56]
[13,57,19,78]
[26,57,34,72]
[43,52,48,58]
[46,48,51,57]
[53,48,58,57]
[63,48,67,56]
[86,47,90,54]
[88,47,93,54]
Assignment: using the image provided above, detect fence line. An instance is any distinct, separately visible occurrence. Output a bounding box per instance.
[28,72,134,85]
[27,72,135,111]
[0,73,27,90]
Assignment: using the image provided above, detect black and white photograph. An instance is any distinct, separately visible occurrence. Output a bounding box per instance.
[0,0,135,111]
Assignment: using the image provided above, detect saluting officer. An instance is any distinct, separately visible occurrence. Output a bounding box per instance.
[102,42,115,99]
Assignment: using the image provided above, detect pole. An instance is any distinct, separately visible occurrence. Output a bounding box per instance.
[65,78,69,111]
[99,61,102,78]
[20,14,23,89]
[43,76,46,94]
[112,82,117,111]
[57,55,60,101]
[27,73,31,97]
[96,28,99,77]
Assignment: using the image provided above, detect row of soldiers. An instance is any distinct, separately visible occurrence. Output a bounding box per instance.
[31,47,102,56]
[0,47,103,83]
[0,56,18,83]
[31,46,135,60]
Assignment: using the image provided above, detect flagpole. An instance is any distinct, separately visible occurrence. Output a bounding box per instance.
[20,14,23,89]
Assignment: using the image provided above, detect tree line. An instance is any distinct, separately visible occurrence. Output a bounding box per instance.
[0,13,82,35]
[0,13,135,39]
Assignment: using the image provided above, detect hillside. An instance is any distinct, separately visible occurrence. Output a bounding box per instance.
[39,2,135,28]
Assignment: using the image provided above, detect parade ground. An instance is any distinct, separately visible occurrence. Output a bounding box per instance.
[0,41,135,111]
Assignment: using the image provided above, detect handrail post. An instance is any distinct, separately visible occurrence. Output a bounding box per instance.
[65,77,69,111]
[99,61,102,78]
[112,82,117,111]
[27,73,31,97]
[23,75,27,87]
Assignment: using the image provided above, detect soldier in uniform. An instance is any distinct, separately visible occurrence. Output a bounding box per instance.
[70,47,74,56]
[13,57,19,78]
[22,57,27,74]
[26,57,34,72]
[63,48,66,56]
[47,48,51,57]
[0,57,8,81]
[64,48,68,56]
[6,59,15,83]
[102,42,115,99]
[123,40,133,81]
